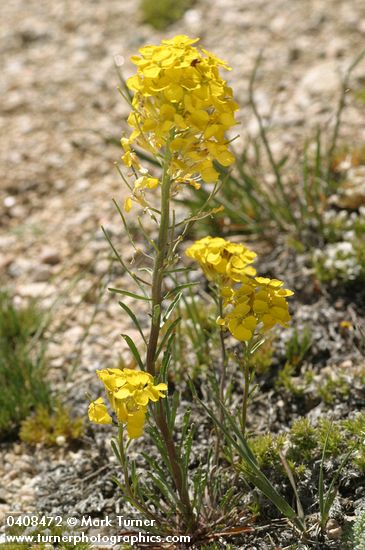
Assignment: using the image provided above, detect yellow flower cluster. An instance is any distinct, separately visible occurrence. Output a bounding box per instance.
[219,277,294,341]
[122,35,238,211]
[88,368,167,438]
[185,236,257,283]
[186,236,294,342]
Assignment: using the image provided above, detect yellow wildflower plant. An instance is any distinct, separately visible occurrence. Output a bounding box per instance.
[121,35,239,211]
[185,236,257,283]
[219,276,294,341]
[88,368,167,439]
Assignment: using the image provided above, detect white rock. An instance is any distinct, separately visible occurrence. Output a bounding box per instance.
[4,196,16,208]
[300,62,340,96]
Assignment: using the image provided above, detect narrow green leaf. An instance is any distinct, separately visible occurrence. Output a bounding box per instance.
[164,282,199,300]
[109,287,152,301]
[156,317,181,360]
[111,439,122,464]
[163,291,183,322]
[121,333,144,369]
[119,301,147,344]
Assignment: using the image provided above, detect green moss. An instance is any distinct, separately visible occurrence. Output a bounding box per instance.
[353,508,365,550]
[342,413,365,471]
[276,362,304,395]
[276,327,312,394]
[249,432,286,469]
[317,373,350,404]
[140,0,194,30]
[317,419,345,457]
[19,402,84,446]
[288,418,318,463]
[285,327,312,367]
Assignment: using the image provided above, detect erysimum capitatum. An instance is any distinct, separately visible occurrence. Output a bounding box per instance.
[121,35,239,211]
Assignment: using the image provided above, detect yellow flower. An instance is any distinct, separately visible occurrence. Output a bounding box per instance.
[221,276,294,341]
[126,408,146,439]
[121,35,239,210]
[88,397,113,424]
[89,368,168,439]
[186,236,257,283]
[124,197,133,212]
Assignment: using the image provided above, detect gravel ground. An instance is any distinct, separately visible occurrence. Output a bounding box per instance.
[1,0,365,547]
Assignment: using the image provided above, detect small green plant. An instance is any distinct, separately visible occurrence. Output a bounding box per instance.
[353,508,365,550]
[140,0,194,30]
[313,240,365,285]
[317,372,350,404]
[19,402,84,446]
[276,362,304,395]
[272,326,311,394]
[318,423,356,534]
[288,418,318,463]
[342,413,365,471]
[0,291,51,437]
[248,432,286,469]
[285,327,312,368]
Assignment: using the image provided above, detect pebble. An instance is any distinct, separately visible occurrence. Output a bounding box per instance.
[33,265,52,282]
[326,519,343,540]
[56,435,66,446]
[17,282,56,298]
[300,61,340,96]
[40,246,61,265]
[4,196,16,208]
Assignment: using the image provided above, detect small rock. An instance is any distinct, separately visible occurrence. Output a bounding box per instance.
[33,265,52,282]
[40,246,61,265]
[300,62,339,95]
[56,435,66,446]
[340,359,353,369]
[4,196,16,208]
[17,282,56,298]
[94,258,111,275]
[183,9,202,28]
[63,325,85,343]
[327,526,343,540]
[9,205,27,218]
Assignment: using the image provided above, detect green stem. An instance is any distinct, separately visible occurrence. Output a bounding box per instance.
[218,295,227,404]
[117,425,162,525]
[241,352,250,436]
[144,141,196,531]
[155,405,195,531]
[214,293,228,464]
[145,146,172,376]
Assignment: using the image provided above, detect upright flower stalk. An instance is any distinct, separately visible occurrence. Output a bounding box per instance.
[88,35,239,535]
[145,143,172,376]
[186,236,294,434]
[145,139,195,530]
[86,34,303,540]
